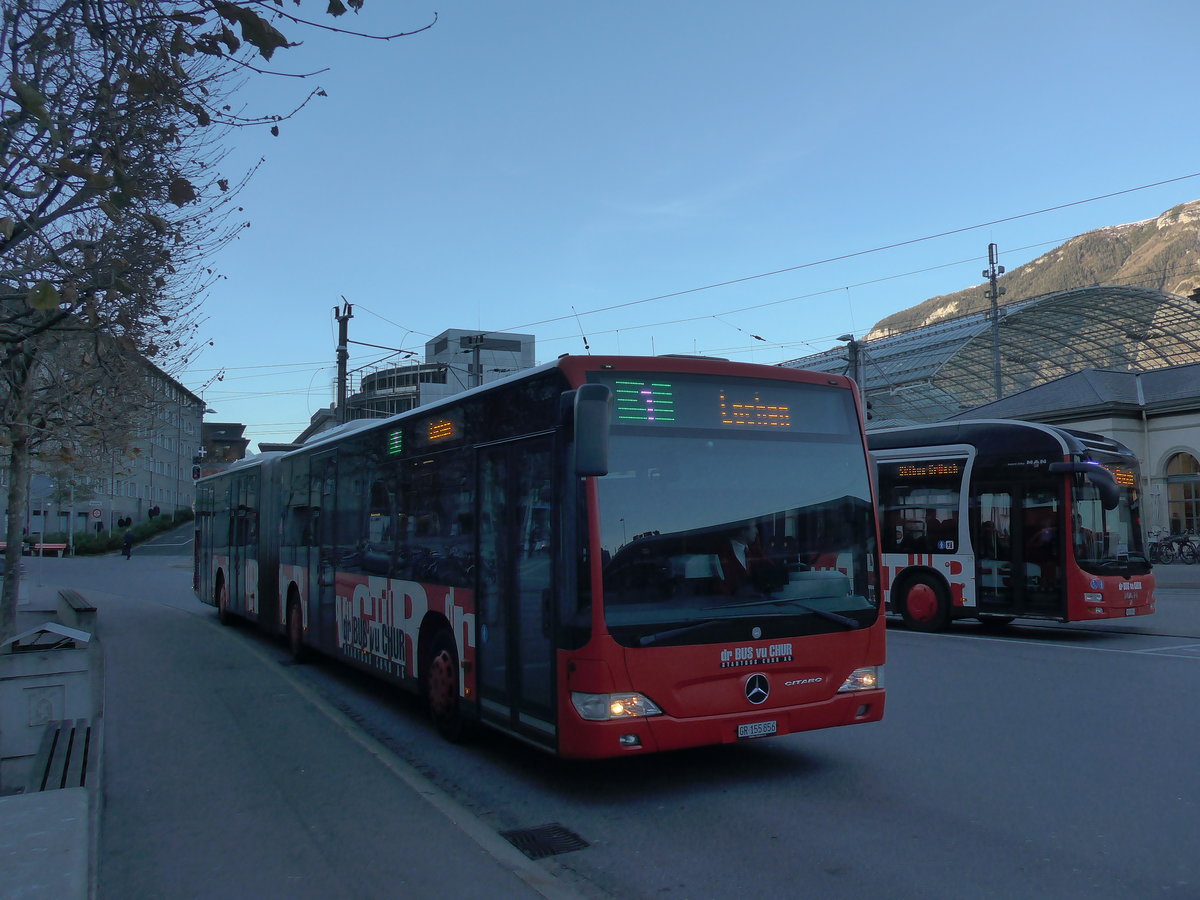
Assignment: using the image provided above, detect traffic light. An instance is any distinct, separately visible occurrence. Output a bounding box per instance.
[192,464,201,480]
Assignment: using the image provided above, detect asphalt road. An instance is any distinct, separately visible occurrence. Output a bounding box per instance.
[22,550,1200,899]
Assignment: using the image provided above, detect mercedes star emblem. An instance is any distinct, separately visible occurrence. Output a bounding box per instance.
[745,673,770,705]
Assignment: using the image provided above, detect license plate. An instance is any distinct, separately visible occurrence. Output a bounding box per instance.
[1125,608,1136,616]
[737,720,777,739]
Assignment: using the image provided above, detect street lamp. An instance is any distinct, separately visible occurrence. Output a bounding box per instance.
[837,334,863,390]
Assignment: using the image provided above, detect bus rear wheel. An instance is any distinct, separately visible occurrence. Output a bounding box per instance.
[425,629,470,742]
[286,599,307,663]
[216,580,232,626]
[898,574,950,632]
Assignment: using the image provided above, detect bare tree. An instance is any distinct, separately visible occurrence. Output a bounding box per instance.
[0,1,434,641]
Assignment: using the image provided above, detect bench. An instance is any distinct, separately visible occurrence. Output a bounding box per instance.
[26,719,96,792]
[57,589,97,632]
[0,541,70,556]
[3,542,70,556]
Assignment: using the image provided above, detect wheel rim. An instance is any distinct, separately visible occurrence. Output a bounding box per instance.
[905,582,939,622]
[428,647,457,718]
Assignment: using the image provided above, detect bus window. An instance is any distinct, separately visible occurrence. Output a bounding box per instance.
[402,448,473,587]
[877,459,964,554]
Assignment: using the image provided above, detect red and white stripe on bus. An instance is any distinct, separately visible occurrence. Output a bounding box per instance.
[880,553,972,609]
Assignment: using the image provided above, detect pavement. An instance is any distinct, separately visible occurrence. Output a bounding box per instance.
[1,554,1197,899]
[0,556,578,900]
[1,576,102,900]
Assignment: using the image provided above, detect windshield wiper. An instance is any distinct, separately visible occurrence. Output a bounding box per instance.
[637,618,724,647]
[705,594,861,629]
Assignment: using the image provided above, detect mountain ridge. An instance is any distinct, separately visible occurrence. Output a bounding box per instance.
[866,199,1200,339]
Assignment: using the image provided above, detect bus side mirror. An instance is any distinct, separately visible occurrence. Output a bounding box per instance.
[573,384,612,476]
[1089,470,1120,511]
[1049,461,1120,511]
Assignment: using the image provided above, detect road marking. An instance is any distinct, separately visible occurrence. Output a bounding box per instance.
[894,630,1200,658]
[1128,642,1200,658]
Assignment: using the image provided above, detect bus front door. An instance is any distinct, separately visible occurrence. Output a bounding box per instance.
[477,438,556,748]
[976,485,1061,616]
[976,488,1017,612]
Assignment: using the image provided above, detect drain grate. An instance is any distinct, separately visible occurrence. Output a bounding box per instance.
[501,823,590,860]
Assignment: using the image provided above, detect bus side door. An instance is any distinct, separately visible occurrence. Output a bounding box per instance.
[312,451,339,654]
[477,437,556,746]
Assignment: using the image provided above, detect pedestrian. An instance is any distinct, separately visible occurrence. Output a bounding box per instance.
[123,528,134,560]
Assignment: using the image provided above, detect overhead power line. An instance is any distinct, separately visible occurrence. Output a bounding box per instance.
[501,172,1200,333]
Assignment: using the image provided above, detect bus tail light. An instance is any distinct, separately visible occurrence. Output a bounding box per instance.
[571,692,663,721]
[838,666,882,693]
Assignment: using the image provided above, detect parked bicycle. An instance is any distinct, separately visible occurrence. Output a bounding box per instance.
[1173,528,1198,565]
[1147,527,1175,564]
[1149,527,1198,564]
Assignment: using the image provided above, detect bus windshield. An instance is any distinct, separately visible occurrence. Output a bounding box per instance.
[1075,465,1148,572]
[590,376,878,647]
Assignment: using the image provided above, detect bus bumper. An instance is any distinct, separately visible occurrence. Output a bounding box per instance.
[557,689,885,760]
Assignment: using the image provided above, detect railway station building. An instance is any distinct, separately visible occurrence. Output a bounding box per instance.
[782,285,1200,535]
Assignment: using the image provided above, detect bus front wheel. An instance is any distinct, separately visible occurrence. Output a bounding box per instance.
[425,629,470,742]
[897,574,950,632]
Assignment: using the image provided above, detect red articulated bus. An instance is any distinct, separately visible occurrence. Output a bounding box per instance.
[196,355,885,759]
[869,419,1155,631]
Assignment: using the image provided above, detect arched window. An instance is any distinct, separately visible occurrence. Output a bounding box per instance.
[1165,451,1200,534]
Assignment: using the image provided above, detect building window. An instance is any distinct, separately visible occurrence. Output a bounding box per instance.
[1166,451,1200,534]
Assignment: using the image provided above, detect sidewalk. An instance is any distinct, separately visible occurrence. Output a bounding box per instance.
[2,564,578,900]
[0,580,102,900]
[1151,562,1200,591]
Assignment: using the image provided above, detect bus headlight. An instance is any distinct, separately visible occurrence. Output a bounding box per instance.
[571,691,663,721]
[838,666,882,693]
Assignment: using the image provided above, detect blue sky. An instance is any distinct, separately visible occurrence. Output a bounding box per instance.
[184,1,1200,449]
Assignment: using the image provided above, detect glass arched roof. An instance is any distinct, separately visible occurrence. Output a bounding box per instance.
[781,285,1200,425]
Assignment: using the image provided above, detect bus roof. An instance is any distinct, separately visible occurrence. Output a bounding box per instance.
[278,354,857,459]
[867,418,1136,459]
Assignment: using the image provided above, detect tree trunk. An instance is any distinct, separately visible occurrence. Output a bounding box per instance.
[1,345,37,645]
[1,437,31,644]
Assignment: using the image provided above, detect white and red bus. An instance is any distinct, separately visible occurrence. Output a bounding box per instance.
[869,420,1155,631]
[196,355,884,759]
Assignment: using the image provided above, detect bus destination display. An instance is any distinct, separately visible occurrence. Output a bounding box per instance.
[893,461,962,478]
[594,374,834,432]
[1104,465,1136,486]
[614,380,677,423]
